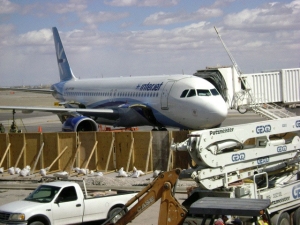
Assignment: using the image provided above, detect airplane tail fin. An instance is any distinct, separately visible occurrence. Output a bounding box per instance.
[52,27,76,82]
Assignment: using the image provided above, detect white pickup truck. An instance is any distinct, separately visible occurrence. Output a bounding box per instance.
[0,181,137,225]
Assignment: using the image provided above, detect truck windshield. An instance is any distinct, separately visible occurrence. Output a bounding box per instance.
[25,185,61,203]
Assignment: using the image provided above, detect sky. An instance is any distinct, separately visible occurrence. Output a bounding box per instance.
[0,0,299,86]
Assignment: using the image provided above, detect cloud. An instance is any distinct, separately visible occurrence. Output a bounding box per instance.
[6,21,212,56]
[223,1,300,32]
[47,0,87,14]
[216,0,300,65]
[0,28,54,57]
[3,0,88,16]
[113,22,213,53]
[0,0,19,14]
[0,24,14,39]
[212,0,236,8]
[1,0,300,86]
[18,29,53,45]
[104,0,179,7]
[78,11,129,29]
[143,7,222,26]
[120,22,133,28]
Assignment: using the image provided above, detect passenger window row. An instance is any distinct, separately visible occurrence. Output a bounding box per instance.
[64,92,160,98]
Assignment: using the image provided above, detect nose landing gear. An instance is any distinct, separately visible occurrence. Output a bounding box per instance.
[152,127,168,131]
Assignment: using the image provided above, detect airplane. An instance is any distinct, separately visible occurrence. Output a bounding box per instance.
[0,27,228,132]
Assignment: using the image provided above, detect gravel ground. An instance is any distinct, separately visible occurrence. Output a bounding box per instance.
[0,169,195,204]
[1,168,195,187]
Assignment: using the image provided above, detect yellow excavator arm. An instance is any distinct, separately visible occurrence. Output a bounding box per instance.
[110,168,188,225]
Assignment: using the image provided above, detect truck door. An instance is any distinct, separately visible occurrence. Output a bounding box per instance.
[161,81,175,110]
[52,186,84,225]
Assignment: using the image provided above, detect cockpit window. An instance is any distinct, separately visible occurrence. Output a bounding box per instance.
[210,89,220,96]
[180,89,189,98]
[187,89,196,97]
[181,89,219,98]
[197,89,211,96]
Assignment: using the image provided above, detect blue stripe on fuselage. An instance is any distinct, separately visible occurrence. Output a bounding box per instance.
[57,80,188,129]
[86,98,189,129]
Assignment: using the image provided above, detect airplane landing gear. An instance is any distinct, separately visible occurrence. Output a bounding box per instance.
[156,127,167,131]
[10,109,22,133]
[151,127,167,131]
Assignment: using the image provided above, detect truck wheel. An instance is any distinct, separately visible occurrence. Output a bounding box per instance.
[29,222,45,225]
[108,207,125,223]
[277,212,290,225]
[293,207,300,225]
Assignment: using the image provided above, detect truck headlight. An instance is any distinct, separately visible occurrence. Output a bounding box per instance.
[9,213,25,221]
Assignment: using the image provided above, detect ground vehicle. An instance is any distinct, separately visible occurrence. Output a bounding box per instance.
[105,169,273,225]
[108,116,300,225]
[0,181,136,225]
[173,116,300,225]
[102,168,188,225]
[183,197,272,225]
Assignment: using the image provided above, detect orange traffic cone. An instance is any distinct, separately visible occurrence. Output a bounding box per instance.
[38,126,42,133]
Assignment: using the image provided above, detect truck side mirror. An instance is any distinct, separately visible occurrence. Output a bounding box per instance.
[54,196,63,204]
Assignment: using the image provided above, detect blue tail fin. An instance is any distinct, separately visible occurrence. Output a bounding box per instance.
[52,27,76,82]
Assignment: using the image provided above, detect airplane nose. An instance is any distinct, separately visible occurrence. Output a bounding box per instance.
[208,98,228,126]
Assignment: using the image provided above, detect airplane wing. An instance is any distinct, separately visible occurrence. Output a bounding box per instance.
[0,105,158,131]
[0,105,119,132]
[0,106,114,115]
[0,87,53,94]
[0,102,164,130]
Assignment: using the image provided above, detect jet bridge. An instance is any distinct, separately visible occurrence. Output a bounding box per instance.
[194,66,299,119]
[193,68,228,102]
[195,27,299,120]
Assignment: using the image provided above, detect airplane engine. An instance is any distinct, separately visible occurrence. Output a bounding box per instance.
[62,116,98,132]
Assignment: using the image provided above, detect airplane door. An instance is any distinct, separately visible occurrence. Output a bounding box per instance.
[161,81,175,110]
[109,89,113,102]
[112,89,117,102]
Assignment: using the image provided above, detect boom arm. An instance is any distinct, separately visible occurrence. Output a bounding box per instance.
[111,168,188,225]
[171,116,300,190]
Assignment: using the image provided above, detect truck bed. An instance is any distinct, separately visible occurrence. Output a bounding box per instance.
[85,189,136,198]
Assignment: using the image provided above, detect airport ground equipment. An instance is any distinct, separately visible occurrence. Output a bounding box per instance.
[103,168,188,225]
[183,197,272,225]
[0,180,137,225]
[171,116,300,225]
[106,169,273,225]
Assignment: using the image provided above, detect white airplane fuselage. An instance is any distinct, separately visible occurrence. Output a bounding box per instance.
[52,74,228,130]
